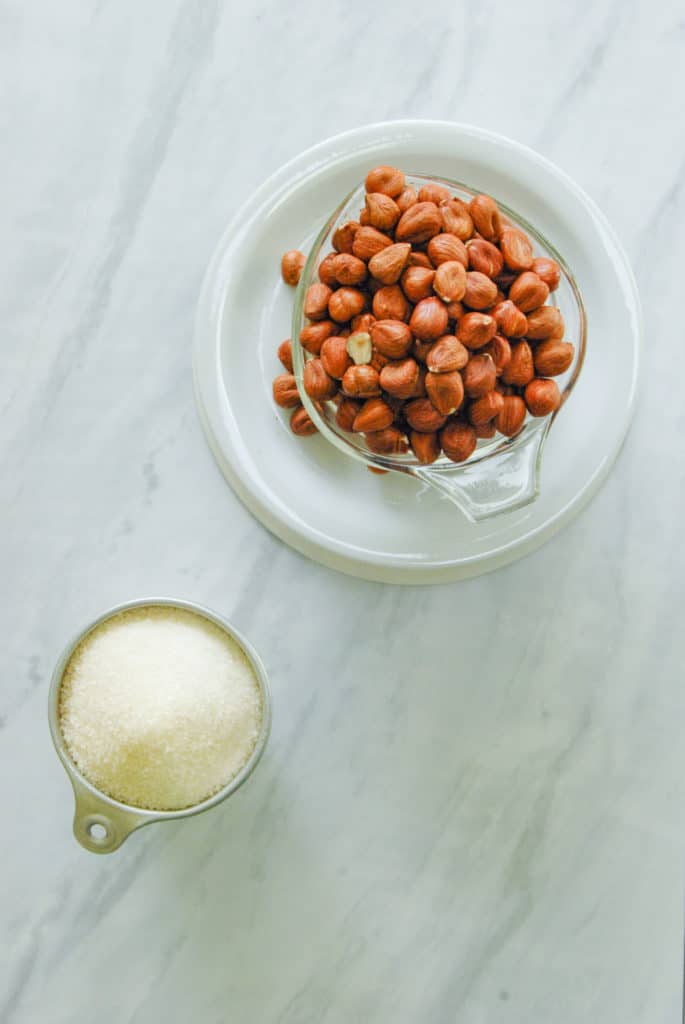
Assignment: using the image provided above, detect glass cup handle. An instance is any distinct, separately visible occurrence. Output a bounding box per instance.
[414,422,549,523]
[70,776,150,854]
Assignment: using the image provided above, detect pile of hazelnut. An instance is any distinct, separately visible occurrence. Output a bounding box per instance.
[272,165,574,465]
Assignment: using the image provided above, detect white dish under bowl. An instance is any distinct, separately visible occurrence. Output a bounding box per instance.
[193,120,641,584]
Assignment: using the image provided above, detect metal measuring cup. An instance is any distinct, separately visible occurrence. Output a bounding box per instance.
[48,597,272,854]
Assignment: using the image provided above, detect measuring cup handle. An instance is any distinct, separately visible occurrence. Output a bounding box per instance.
[70,778,149,854]
[415,423,549,522]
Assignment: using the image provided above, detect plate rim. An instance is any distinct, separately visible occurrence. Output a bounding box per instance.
[193,119,642,584]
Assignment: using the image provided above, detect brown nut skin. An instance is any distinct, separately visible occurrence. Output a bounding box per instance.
[469,195,502,241]
[410,430,441,464]
[463,353,497,398]
[466,238,504,278]
[410,365,428,398]
[341,364,381,398]
[304,283,333,320]
[320,336,352,379]
[501,341,535,386]
[409,296,449,341]
[303,358,337,400]
[336,398,362,431]
[396,186,418,213]
[290,406,317,436]
[426,334,469,373]
[352,397,395,433]
[418,183,451,205]
[526,305,564,340]
[532,257,561,291]
[372,284,410,322]
[492,299,528,338]
[277,339,293,372]
[499,227,534,271]
[524,378,561,416]
[401,265,435,303]
[332,221,360,254]
[281,250,306,286]
[395,202,442,244]
[439,198,474,240]
[365,193,401,231]
[482,335,512,375]
[509,271,549,313]
[379,358,420,399]
[433,260,467,302]
[358,208,370,226]
[474,421,497,439]
[495,395,527,437]
[468,391,504,426]
[456,312,497,349]
[331,254,367,286]
[370,320,413,359]
[368,242,411,285]
[407,251,434,270]
[365,426,409,454]
[365,165,406,198]
[352,226,393,262]
[446,300,465,322]
[463,271,498,310]
[351,312,376,334]
[534,340,575,376]
[427,233,468,268]
[412,338,434,364]
[328,287,367,323]
[318,252,339,287]
[300,319,335,355]
[426,370,464,415]
[440,421,477,463]
[405,398,448,433]
[370,349,390,373]
[273,373,301,408]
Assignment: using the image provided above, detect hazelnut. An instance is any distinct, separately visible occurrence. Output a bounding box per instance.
[439,198,474,240]
[365,166,406,198]
[492,299,528,338]
[433,260,467,303]
[364,426,409,454]
[495,396,527,437]
[463,353,496,397]
[408,250,434,269]
[469,195,501,241]
[463,271,498,310]
[365,193,401,231]
[345,331,373,365]
[351,312,376,333]
[318,252,339,287]
[468,391,504,426]
[336,398,362,431]
[426,370,464,415]
[501,341,534,386]
[353,398,395,433]
[534,340,575,377]
[352,226,394,262]
[372,284,410,321]
[426,334,469,373]
[342,364,381,397]
[409,296,449,341]
[418,183,451,205]
[428,233,468,267]
[395,202,442,244]
[379,358,420,399]
[482,335,512,375]
[332,254,367,287]
[328,286,366,323]
[524,378,561,416]
[304,283,332,321]
[401,265,435,303]
[321,336,352,379]
[499,227,534,271]
[281,250,306,286]
[303,358,337,400]
[290,406,317,436]
[368,242,411,285]
[277,338,293,373]
[300,320,335,354]
[272,373,300,408]
[332,221,360,254]
[370,320,413,359]
[531,257,561,291]
[457,312,497,349]
[466,238,504,278]
[440,421,477,463]
[405,398,448,433]
[410,431,441,464]
[509,271,549,312]
[474,421,497,439]
[526,305,564,340]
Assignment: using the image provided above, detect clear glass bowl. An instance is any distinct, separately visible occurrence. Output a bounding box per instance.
[291,174,586,522]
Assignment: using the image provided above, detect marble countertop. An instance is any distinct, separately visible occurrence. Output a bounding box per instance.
[2,1,683,1020]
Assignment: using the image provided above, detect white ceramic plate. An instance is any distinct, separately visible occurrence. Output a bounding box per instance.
[194,121,641,584]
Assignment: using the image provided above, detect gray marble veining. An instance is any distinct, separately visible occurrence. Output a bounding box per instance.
[1,1,683,1021]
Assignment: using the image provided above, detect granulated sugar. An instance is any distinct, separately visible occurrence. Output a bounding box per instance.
[59,605,263,811]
